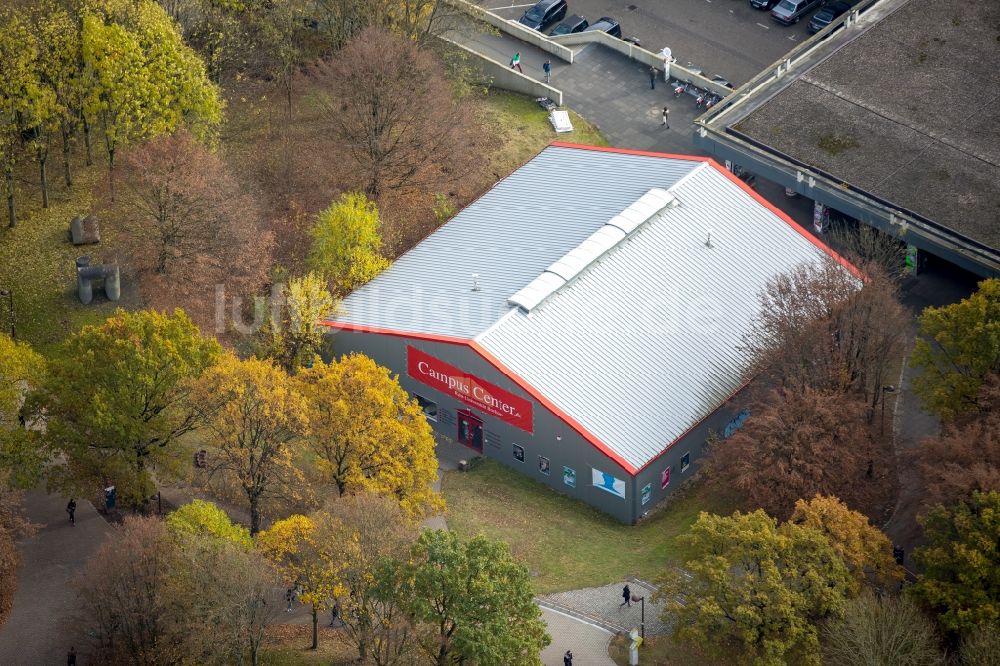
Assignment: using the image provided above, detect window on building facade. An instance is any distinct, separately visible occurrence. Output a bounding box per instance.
[563,466,576,487]
[681,452,690,472]
[414,394,438,421]
[513,444,525,462]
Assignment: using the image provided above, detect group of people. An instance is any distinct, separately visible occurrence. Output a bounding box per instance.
[510,52,554,85]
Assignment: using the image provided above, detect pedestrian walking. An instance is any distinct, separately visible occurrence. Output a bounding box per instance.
[286,588,293,612]
[620,584,632,608]
[649,66,658,89]
[67,647,77,666]
[661,106,670,128]
[543,60,552,84]
[563,649,573,666]
[66,498,76,525]
[510,52,523,73]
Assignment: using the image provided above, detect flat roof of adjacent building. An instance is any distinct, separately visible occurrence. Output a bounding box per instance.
[327,144,853,472]
[726,0,1000,250]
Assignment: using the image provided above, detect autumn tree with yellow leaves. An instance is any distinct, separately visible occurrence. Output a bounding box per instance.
[296,354,442,519]
[194,355,308,534]
[257,512,345,651]
[789,495,902,595]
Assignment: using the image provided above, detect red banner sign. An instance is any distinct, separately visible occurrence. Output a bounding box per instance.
[407,346,533,433]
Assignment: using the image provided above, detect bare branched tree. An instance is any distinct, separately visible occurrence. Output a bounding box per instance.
[742,258,908,420]
[312,27,483,199]
[99,131,274,330]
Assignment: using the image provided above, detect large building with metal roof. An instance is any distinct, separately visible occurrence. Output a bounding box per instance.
[324,143,854,523]
[694,0,1000,278]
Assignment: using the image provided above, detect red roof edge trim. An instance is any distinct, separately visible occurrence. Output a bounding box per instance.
[548,141,708,163]
[469,341,640,476]
[320,321,470,347]
[322,320,639,475]
[635,377,754,474]
[706,159,863,280]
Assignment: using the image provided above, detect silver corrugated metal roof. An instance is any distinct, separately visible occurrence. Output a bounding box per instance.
[475,160,839,470]
[333,145,700,338]
[330,144,846,472]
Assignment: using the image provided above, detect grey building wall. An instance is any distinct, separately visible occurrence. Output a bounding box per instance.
[329,330,746,524]
[632,390,751,522]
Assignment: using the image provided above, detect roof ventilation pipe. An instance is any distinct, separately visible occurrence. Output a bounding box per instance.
[471,273,481,292]
[706,229,714,248]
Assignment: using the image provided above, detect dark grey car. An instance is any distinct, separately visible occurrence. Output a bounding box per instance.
[519,0,568,31]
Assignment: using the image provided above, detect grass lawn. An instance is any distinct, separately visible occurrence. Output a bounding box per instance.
[0,163,127,354]
[259,626,355,666]
[482,90,607,179]
[441,459,737,594]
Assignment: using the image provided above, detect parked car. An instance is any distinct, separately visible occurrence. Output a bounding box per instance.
[584,16,622,38]
[771,0,824,24]
[519,0,568,31]
[808,0,851,32]
[750,0,781,10]
[551,14,588,35]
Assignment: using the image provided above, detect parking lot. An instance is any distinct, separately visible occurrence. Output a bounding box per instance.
[477,0,828,85]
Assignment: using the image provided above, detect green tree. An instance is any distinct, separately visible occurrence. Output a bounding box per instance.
[0,334,46,488]
[257,513,344,650]
[166,499,251,548]
[911,279,1000,422]
[910,491,1000,634]
[37,309,221,505]
[256,272,335,372]
[656,509,852,666]
[193,354,308,534]
[308,193,390,294]
[296,354,443,519]
[789,495,902,595]
[0,9,43,227]
[30,1,85,189]
[822,594,942,666]
[401,529,551,666]
[82,0,222,196]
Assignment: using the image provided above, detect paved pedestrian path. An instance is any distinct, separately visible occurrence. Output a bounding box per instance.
[0,490,112,666]
[539,579,669,636]
[540,608,616,666]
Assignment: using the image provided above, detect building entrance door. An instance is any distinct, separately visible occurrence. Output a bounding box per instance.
[457,410,483,453]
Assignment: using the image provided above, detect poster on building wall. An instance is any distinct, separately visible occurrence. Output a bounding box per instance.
[513,444,525,462]
[661,467,670,489]
[538,456,550,475]
[592,468,626,499]
[641,484,652,505]
[407,346,534,433]
[563,467,576,488]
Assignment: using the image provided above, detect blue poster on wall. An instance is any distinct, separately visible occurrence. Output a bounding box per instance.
[592,468,625,499]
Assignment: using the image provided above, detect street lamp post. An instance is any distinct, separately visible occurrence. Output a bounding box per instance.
[0,289,13,339]
[881,385,897,435]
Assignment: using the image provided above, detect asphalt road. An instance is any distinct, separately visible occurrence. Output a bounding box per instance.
[479,0,821,85]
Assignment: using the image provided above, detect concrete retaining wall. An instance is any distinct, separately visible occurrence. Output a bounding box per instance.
[552,31,733,97]
[444,0,574,63]
[443,38,563,106]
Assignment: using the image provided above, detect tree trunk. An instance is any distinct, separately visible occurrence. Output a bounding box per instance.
[62,125,73,187]
[249,497,260,535]
[38,152,49,208]
[311,605,318,650]
[5,168,15,229]
[83,117,93,166]
[108,147,116,201]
